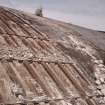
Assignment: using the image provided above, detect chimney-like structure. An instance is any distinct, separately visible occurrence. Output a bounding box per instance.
[35,7,43,17]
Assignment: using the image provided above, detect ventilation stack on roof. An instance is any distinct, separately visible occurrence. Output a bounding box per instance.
[35,7,43,17]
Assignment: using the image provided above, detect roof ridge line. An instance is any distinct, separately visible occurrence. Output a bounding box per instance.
[0,58,72,64]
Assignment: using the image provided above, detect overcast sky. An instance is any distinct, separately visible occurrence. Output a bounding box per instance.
[0,0,105,31]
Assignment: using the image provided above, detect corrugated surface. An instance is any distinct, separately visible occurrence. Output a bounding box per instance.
[0,6,105,105]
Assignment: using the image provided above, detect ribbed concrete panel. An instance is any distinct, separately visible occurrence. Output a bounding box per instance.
[0,6,105,105]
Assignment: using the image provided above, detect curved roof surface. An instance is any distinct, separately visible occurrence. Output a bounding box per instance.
[0,6,105,105]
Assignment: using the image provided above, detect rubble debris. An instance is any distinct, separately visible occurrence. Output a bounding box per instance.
[0,45,33,60]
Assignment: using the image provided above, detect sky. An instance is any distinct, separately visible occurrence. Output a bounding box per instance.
[0,0,105,31]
